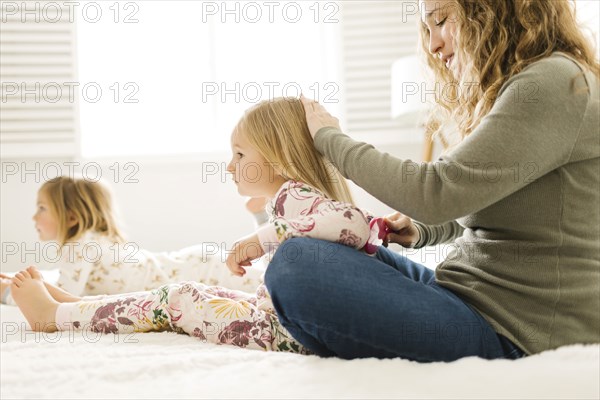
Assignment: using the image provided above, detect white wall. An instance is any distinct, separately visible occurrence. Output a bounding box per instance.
[0,140,425,272]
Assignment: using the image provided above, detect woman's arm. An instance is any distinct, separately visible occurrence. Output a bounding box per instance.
[309,57,591,225]
[412,220,465,249]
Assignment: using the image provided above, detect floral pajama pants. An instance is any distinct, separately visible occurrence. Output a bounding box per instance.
[55,282,309,354]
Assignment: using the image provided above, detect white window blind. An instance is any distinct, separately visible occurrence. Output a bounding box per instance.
[0,0,79,158]
[340,1,423,143]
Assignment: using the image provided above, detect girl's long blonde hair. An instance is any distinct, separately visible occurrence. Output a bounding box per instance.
[236,97,355,205]
[39,176,125,246]
[419,0,600,153]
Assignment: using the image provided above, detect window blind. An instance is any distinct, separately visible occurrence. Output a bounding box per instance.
[0,0,79,158]
[340,1,420,142]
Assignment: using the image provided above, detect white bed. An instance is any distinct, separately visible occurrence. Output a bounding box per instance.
[1,268,598,399]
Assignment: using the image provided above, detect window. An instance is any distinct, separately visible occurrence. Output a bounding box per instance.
[339,1,420,145]
[5,1,597,159]
[0,0,78,158]
[576,0,600,51]
[77,1,342,157]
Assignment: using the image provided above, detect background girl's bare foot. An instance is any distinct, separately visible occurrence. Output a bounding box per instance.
[25,266,82,303]
[2,268,81,304]
[11,268,60,332]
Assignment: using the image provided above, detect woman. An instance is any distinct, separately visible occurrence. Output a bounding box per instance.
[264,0,600,362]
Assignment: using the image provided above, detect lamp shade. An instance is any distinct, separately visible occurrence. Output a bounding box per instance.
[391,55,428,124]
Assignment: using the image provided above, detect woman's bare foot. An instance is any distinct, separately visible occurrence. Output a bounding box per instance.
[24,267,82,303]
[11,268,60,332]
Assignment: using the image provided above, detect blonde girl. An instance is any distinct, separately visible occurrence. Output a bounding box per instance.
[1,176,264,305]
[9,97,394,353]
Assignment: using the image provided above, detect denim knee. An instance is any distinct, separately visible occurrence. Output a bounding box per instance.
[265,237,317,294]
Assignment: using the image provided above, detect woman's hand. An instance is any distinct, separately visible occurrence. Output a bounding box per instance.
[226,234,265,277]
[382,212,420,248]
[300,94,341,139]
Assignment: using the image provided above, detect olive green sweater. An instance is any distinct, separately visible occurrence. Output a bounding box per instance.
[314,52,599,355]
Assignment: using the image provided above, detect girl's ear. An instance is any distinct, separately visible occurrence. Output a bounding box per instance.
[66,211,78,228]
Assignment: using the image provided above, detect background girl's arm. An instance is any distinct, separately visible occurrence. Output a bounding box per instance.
[256,181,372,253]
[412,220,465,248]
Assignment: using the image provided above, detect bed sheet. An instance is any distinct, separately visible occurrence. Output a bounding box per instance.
[1,302,598,399]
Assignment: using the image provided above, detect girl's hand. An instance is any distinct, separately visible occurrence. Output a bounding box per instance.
[245,197,268,214]
[0,274,12,300]
[226,234,265,277]
[300,94,341,139]
[382,212,420,248]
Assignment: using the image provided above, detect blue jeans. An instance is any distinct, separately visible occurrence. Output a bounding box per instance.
[264,238,526,362]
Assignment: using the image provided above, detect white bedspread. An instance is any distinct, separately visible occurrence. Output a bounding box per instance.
[1,303,598,400]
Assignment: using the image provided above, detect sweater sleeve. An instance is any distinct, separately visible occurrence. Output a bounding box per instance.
[256,181,372,253]
[314,57,589,225]
[412,220,465,249]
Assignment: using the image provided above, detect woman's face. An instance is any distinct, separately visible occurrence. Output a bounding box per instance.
[420,0,460,76]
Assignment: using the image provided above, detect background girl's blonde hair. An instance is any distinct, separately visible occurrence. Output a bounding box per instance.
[418,0,600,153]
[237,97,355,205]
[40,176,125,245]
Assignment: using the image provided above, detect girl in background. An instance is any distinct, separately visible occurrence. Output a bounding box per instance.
[9,97,398,353]
[0,176,265,305]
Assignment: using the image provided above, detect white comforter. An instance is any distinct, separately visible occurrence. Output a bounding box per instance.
[1,302,598,399]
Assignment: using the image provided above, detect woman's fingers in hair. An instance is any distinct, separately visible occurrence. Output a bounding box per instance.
[301,94,341,139]
[300,94,316,110]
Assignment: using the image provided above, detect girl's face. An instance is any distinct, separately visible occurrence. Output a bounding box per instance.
[226,128,287,199]
[33,191,58,241]
[420,0,460,76]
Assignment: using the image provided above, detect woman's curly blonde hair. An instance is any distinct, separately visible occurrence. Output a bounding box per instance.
[418,0,600,153]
